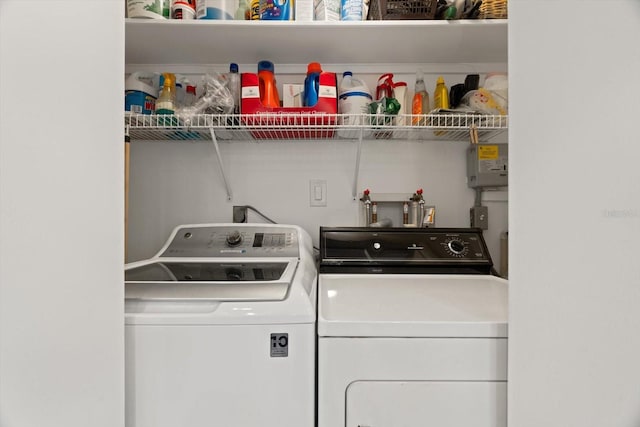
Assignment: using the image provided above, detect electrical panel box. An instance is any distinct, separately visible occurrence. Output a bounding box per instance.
[466,143,508,188]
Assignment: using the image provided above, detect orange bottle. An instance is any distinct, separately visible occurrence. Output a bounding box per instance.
[411,71,429,125]
[258,60,280,108]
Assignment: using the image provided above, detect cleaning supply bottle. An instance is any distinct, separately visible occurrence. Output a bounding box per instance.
[250,0,260,19]
[411,71,430,125]
[303,62,322,107]
[125,72,159,114]
[393,81,409,125]
[375,73,395,100]
[235,0,250,19]
[258,60,280,108]
[156,72,176,115]
[184,83,197,107]
[433,76,449,110]
[175,74,186,107]
[228,63,241,113]
[337,71,372,138]
[341,0,363,20]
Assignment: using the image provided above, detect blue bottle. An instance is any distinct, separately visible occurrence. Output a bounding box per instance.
[303,62,322,107]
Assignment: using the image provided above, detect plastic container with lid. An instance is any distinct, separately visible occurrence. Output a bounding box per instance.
[303,62,323,107]
[258,60,280,108]
[127,0,170,18]
[171,1,196,18]
[197,0,237,19]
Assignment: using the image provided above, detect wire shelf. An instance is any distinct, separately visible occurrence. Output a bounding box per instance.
[125,112,508,142]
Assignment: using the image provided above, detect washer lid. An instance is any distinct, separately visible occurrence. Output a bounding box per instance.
[125,259,296,301]
[318,274,508,338]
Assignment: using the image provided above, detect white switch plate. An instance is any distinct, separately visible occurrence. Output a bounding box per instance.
[309,179,327,207]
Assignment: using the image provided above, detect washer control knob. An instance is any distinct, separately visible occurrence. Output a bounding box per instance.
[226,230,243,247]
[448,239,465,254]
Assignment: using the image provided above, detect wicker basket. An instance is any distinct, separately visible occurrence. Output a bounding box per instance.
[367,0,437,20]
[478,0,507,19]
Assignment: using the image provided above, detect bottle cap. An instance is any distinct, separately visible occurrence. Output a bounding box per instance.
[162,73,175,87]
[186,85,196,95]
[437,76,445,84]
[307,62,322,74]
[258,60,274,73]
[230,63,239,73]
[343,71,353,77]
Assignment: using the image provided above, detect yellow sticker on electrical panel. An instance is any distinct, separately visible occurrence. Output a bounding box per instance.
[478,145,499,160]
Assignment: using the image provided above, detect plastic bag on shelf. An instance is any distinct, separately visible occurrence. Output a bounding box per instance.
[176,72,235,127]
[457,88,506,115]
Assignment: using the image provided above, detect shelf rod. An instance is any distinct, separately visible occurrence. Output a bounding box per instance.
[352,129,364,200]
[209,127,233,201]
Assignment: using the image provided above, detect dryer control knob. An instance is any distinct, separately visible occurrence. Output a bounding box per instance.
[226,230,243,246]
[448,239,465,254]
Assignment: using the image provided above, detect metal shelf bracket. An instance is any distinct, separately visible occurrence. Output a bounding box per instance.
[352,128,364,200]
[209,127,233,201]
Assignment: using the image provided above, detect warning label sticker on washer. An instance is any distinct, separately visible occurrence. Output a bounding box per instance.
[270,333,288,357]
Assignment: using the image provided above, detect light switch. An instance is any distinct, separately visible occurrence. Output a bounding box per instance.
[309,179,327,207]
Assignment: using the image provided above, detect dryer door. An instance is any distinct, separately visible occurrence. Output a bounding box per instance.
[346,380,507,427]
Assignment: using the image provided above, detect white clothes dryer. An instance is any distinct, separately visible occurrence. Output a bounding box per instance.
[317,227,508,427]
[125,224,317,427]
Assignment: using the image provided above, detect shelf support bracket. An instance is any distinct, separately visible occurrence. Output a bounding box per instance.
[209,127,233,201]
[352,128,364,200]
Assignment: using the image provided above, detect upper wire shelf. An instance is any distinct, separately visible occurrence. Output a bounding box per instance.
[125,112,508,142]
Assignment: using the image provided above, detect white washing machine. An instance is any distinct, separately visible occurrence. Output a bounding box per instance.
[317,227,508,427]
[124,224,317,427]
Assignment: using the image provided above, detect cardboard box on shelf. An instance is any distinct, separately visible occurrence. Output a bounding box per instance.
[240,72,338,139]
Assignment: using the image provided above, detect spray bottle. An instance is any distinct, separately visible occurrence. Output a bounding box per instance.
[411,71,430,125]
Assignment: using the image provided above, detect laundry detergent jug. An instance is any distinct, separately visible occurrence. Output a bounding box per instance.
[338,71,372,138]
[125,72,159,114]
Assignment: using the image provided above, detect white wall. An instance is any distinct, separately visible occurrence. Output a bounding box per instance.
[126,69,509,267]
[0,1,124,426]
[509,1,640,425]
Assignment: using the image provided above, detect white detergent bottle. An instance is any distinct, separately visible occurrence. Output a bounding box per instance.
[125,72,159,114]
[393,81,409,126]
[338,71,372,138]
